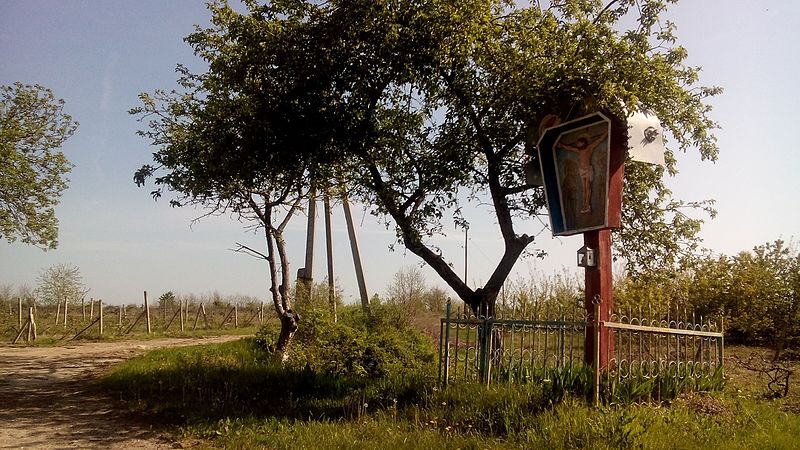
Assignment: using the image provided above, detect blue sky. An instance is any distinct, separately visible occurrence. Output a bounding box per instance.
[1,1,798,305]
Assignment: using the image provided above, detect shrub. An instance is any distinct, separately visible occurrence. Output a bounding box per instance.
[256,303,438,380]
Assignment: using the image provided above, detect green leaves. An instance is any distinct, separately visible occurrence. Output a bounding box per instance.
[0,82,77,250]
[616,239,800,355]
[135,0,721,310]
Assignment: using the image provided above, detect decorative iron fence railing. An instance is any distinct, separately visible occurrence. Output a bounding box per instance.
[438,302,587,386]
[438,301,725,396]
[604,309,724,382]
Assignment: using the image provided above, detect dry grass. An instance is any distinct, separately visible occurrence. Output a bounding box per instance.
[724,345,799,414]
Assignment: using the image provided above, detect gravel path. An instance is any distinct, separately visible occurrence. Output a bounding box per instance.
[0,336,243,449]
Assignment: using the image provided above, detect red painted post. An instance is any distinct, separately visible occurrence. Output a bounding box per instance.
[583,229,614,369]
[583,114,626,370]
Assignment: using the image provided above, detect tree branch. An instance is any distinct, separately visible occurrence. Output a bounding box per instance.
[230,242,270,261]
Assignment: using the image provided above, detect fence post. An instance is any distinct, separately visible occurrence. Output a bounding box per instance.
[442,300,452,387]
[29,307,36,341]
[18,298,22,330]
[180,299,185,332]
[99,300,104,335]
[13,321,28,344]
[82,297,86,321]
[483,319,496,386]
[719,316,725,369]
[90,298,94,319]
[144,291,151,334]
[119,304,123,328]
[55,301,61,325]
[234,305,238,328]
[193,303,202,331]
[559,307,566,368]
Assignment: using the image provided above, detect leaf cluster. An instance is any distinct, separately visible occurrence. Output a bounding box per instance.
[0,82,77,249]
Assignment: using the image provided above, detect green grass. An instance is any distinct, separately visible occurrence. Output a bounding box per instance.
[98,337,800,449]
[172,397,800,450]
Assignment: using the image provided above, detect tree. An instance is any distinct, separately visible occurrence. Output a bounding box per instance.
[387,266,428,312]
[332,0,719,315]
[36,262,88,306]
[130,2,328,357]
[137,0,719,318]
[616,240,800,359]
[158,291,177,311]
[422,286,450,314]
[726,240,800,359]
[0,82,78,249]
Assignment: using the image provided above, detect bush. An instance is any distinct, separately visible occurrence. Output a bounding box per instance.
[257,303,437,380]
[615,239,800,358]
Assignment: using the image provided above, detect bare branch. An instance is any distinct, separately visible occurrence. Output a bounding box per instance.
[230,242,270,261]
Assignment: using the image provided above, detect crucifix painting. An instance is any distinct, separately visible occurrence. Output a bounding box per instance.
[553,121,610,232]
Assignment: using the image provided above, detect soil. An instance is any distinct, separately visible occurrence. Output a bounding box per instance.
[0,336,243,449]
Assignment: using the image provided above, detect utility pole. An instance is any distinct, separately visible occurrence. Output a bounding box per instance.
[324,193,336,322]
[342,193,369,310]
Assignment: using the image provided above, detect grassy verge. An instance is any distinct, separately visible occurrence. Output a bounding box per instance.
[177,398,800,450]
[99,338,800,449]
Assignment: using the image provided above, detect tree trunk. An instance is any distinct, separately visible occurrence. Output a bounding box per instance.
[254,195,304,363]
[275,309,300,362]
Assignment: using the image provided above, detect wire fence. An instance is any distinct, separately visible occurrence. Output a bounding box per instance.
[2,297,269,343]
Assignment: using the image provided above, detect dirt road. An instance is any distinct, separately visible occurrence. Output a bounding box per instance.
[0,336,243,449]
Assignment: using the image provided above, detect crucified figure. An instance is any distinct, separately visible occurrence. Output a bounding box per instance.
[556,130,608,214]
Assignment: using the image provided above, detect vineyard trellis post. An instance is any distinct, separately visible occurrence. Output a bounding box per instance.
[28,307,36,341]
[144,291,151,334]
[193,303,209,330]
[13,306,37,344]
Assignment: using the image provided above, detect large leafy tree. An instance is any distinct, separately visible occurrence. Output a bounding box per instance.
[0,82,78,249]
[131,2,338,357]
[137,0,719,317]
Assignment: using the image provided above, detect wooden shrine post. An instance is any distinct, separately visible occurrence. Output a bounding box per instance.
[537,112,626,370]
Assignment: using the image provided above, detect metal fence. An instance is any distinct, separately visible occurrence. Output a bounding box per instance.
[438,301,587,385]
[438,301,724,392]
[604,309,724,382]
